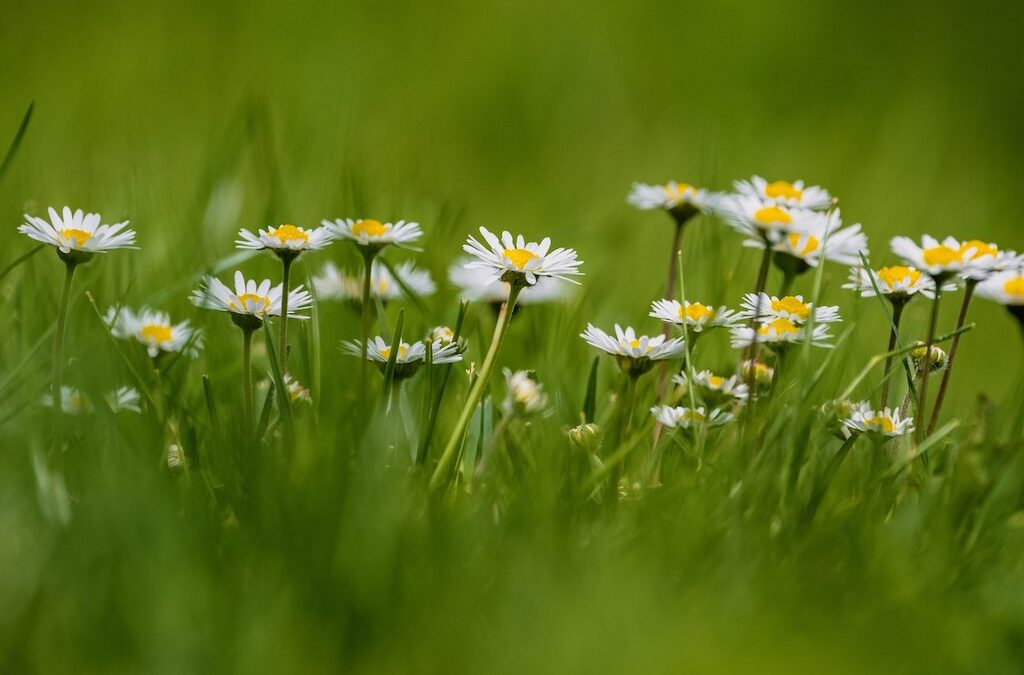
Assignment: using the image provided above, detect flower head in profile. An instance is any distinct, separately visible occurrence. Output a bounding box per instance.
[236,223,333,259]
[977,270,1024,307]
[734,176,833,211]
[104,306,203,358]
[19,206,136,262]
[463,227,583,287]
[342,336,462,380]
[312,260,436,302]
[674,369,749,405]
[283,373,312,404]
[730,318,834,350]
[742,360,775,392]
[627,181,714,222]
[889,235,991,280]
[843,265,952,302]
[757,209,868,272]
[738,293,841,325]
[42,386,141,415]
[955,240,1022,281]
[325,218,423,251]
[448,259,569,305]
[502,368,549,417]
[581,324,686,376]
[190,271,313,330]
[714,194,817,243]
[649,299,740,333]
[651,405,734,430]
[842,402,914,439]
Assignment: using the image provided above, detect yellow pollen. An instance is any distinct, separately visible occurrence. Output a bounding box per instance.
[959,239,998,260]
[351,219,390,238]
[60,228,93,246]
[680,303,715,322]
[708,375,725,388]
[786,232,819,256]
[764,180,804,201]
[140,323,173,344]
[663,183,695,200]
[1004,276,1024,300]
[753,206,793,226]
[502,248,539,270]
[770,296,811,320]
[268,224,309,244]
[867,416,895,434]
[629,339,640,348]
[759,318,800,336]
[878,265,921,288]
[922,245,962,267]
[232,293,271,314]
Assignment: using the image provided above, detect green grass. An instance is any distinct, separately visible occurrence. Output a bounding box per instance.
[3,1,1024,672]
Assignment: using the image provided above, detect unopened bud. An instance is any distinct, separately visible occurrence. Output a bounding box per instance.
[567,423,601,453]
[910,343,947,373]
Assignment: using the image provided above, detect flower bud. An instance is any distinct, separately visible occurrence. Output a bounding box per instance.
[742,360,774,391]
[567,423,601,454]
[910,343,948,373]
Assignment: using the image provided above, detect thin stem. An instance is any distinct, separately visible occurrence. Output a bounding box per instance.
[779,268,796,297]
[242,328,255,442]
[916,284,943,442]
[743,244,773,384]
[928,281,975,434]
[278,255,293,370]
[359,249,377,399]
[661,222,685,319]
[879,301,905,409]
[51,261,77,452]
[430,284,523,490]
[803,435,858,528]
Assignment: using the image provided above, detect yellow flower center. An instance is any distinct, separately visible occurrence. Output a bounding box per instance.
[232,293,271,314]
[770,296,811,320]
[268,224,309,244]
[503,248,539,270]
[786,232,819,256]
[922,245,962,267]
[680,303,715,322]
[682,410,706,422]
[377,278,391,294]
[753,206,793,226]
[663,183,696,200]
[1004,276,1024,300]
[959,239,998,260]
[758,318,800,336]
[379,344,410,360]
[60,228,93,246]
[867,416,895,434]
[877,265,921,288]
[140,323,173,344]
[764,180,803,201]
[351,219,390,238]
[707,375,725,388]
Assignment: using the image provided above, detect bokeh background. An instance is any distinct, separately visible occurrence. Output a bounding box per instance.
[3,0,1024,672]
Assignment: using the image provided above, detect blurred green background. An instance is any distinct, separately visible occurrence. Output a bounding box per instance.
[3,0,1024,672]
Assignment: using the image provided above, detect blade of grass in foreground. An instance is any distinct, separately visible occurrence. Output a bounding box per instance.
[0,102,33,182]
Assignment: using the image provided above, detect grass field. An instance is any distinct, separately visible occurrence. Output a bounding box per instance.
[3,1,1024,673]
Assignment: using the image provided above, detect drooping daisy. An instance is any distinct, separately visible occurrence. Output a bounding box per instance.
[737,293,841,325]
[651,405,734,430]
[282,373,312,404]
[19,206,136,260]
[714,194,816,243]
[627,181,714,222]
[463,227,583,287]
[236,223,333,258]
[502,368,549,417]
[448,260,569,305]
[343,336,463,380]
[842,402,914,439]
[580,324,686,376]
[190,271,313,328]
[730,318,834,350]
[734,176,833,211]
[843,265,952,301]
[325,218,423,251]
[673,370,749,404]
[104,306,203,359]
[312,260,436,302]
[649,299,741,333]
[41,386,142,414]
[755,209,868,271]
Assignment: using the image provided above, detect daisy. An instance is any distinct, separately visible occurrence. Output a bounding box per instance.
[104,306,203,358]
[627,181,714,221]
[19,206,136,260]
[463,227,583,287]
[343,336,463,380]
[889,235,975,280]
[714,194,817,243]
[956,240,1022,281]
[236,223,333,258]
[651,405,734,430]
[977,269,1024,307]
[734,176,832,211]
[755,209,868,270]
[325,218,423,251]
[649,299,741,333]
[502,368,549,416]
[730,318,834,350]
[737,293,841,325]
[448,260,569,305]
[42,386,142,415]
[190,271,313,329]
[312,260,436,302]
[842,402,914,439]
[843,265,952,301]
[283,373,312,404]
[742,360,775,391]
[673,370,749,404]
[580,324,686,376]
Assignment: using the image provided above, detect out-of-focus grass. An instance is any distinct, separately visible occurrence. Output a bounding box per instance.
[2,1,1024,672]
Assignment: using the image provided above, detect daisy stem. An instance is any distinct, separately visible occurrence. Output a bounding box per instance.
[743,244,773,398]
[879,301,905,409]
[242,327,256,442]
[277,255,294,370]
[52,260,77,449]
[928,280,975,435]
[779,268,796,297]
[430,284,523,491]
[661,221,685,316]
[916,284,943,442]
[359,249,378,399]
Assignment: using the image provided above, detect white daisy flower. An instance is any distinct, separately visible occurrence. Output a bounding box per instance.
[714,194,817,243]
[842,402,914,438]
[955,240,1022,281]
[463,227,583,287]
[580,324,686,375]
[283,373,312,404]
[750,209,868,269]
[448,260,569,305]
[730,318,834,350]
[236,223,333,257]
[673,370,749,403]
[502,368,549,416]
[843,265,952,301]
[190,271,313,328]
[734,176,832,211]
[107,386,142,413]
[42,386,141,414]
[889,235,983,279]
[651,405,734,430]
[324,218,422,250]
[649,299,741,333]
[343,336,463,380]
[104,306,203,358]
[312,260,436,302]
[626,181,714,217]
[19,206,136,258]
[977,270,1024,306]
[737,293,841,325]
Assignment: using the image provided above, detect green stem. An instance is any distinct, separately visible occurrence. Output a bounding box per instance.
[916,284,943,442]
[779,268,796,297]
[51,261,77,451]
[804,435,858,527]
[359,249,377,399]
[743,244,773,393]
[928,281,975,434]
[242,327,255,442]
[278,255,293,370]
[879,301,905,409]
[430,284,522,490]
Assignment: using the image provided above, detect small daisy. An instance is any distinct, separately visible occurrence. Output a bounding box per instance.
[502,368,549,417]
[977,270,1024,307]
[754,209,868,269]
[19,206,136,261]
[842,402,914,439]
[448,260,569,305]
[734,176,832,211]
[627,181,714,221]
[673,370,749,404]
[956,240,1022,281]
[890,235,977,279]
[283,373,312,404]
[190,271,313,329]
[843,265,952,301]
[463,227,583,287]
[580,324,686,376]
[343,336,463,379]
[104,306,203,358]
[730,318,834,350]
[236,223,333,258]
[737,293,841,325]
[714,194,817,243]
[649,299,741,333]
[325,218,422,251]
[312,260,436,302]
[651,405,734,430]
[42,386,141,414]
